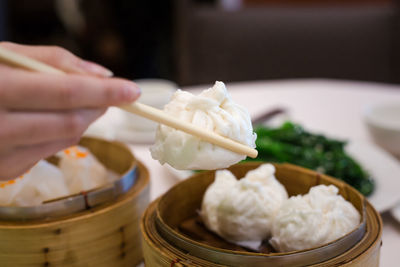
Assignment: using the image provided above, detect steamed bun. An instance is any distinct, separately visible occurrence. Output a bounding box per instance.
[150,81,256,170]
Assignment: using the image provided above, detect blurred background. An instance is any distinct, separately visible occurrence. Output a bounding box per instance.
[0,0,399,86]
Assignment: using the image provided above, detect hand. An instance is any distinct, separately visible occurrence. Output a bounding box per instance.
[0,42,141,180]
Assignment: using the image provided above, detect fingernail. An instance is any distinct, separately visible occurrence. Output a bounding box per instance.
[79,60,113,77]
[121,83,141,102]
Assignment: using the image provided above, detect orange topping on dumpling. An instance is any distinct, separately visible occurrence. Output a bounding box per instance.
[0,178,19,188]
[63,146,89,159]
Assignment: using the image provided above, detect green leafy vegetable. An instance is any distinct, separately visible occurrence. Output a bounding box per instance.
[245,122,374,196]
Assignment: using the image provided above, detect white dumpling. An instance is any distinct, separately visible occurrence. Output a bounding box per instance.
[58,146,109,194]
[0,176,27,206]
[270,185,361,252]
[0,160,69,207]
[150,81,256,170]
[201,164,288,243]
[200,170,237,234]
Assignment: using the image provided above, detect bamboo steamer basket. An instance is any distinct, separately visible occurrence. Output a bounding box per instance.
[0,137,150,267]
[141,162,382,267]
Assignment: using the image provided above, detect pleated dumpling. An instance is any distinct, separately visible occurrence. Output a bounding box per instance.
[270,185,360,252]
[201,164,288,243]
[150,81,256,170]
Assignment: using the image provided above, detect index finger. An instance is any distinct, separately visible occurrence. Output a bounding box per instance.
[0,66,140,110]
[0,42,113,77]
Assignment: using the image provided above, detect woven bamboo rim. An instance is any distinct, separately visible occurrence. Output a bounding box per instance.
[0,138,150,267]
[0,137,138,220]
[141,162,382,267]
[158,163,366,265]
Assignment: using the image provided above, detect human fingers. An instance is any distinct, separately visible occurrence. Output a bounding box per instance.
[0,42,113,77]
[0,108,106,147]
[0,138,78,180]
[0,66,140,110]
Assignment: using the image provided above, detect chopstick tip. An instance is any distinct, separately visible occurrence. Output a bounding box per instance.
[248,149,258,159]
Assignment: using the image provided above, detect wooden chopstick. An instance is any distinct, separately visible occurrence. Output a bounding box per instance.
[0,45,258,158]
[0,46,64,75]
[121,103,257,158]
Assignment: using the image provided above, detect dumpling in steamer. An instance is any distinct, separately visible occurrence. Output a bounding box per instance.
[270,185,361,252]
[201,164,288,244]
[58,146,109,194]
[200,170,237,234]
[0,160,69,207]
[150,81,256,170]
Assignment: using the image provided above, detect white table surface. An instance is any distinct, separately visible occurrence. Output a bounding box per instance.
[123,79,400,266]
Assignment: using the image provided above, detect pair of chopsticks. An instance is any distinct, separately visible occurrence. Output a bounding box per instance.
[0,45,257,158]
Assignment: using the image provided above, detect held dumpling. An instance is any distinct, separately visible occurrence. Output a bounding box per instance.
[58,146,109,194]
[201,164,288,243]
[0,160,69,207]
[270,185,361,252]
[150,81,256,170]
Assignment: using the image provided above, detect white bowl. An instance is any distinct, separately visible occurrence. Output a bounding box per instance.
[364,102,400,157]
[123,79,177,132]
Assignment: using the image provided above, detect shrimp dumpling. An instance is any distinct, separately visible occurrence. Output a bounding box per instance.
[0,175,29,206]
[0,160,69,207]
[58,146,109,194]
[150,81,256,170]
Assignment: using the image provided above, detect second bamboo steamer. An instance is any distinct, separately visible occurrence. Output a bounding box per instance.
[0,137,150,267]
[141,162,382,267]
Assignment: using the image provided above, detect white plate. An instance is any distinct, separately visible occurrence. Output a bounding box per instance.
[391,204,400,222]
[164,164,194,181]
[114,124,156,144]
[166,141,400,213]
[345,141,400,213]
[84,107,157,144]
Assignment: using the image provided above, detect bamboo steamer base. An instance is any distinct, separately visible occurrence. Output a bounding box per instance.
[142,201,225,267]
[142,199,381,267]
[141,163,382,267]
[0,160,150,267]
